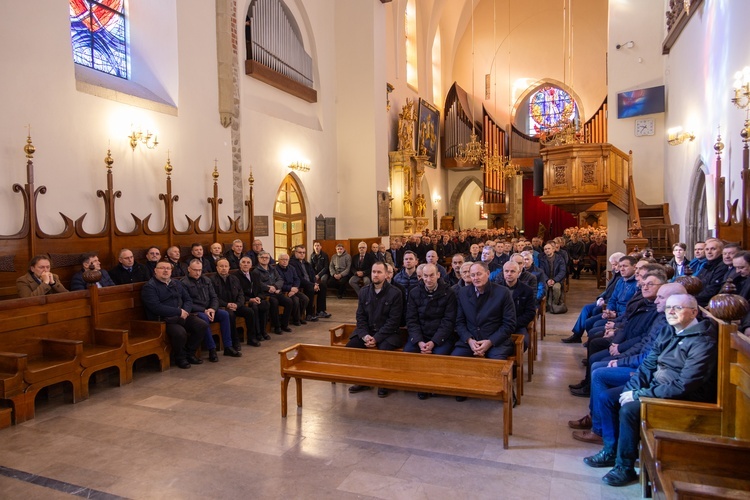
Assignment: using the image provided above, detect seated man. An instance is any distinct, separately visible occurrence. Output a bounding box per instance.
[481,245,500,275]
[688,241,706,276]
[233,256,270,342]
[405,264,458,398]
[277,253,309,326]
[425,250,449,279]
[583,255,638,336]
[538,241,567,312]
[144,246,162,277]
[210,257,261,348]
[165,246,188,278]
[583,293,718,487]
[467,243,481,262]
[187,243,213,273]
[446,253,465,287]
[17,255,69,297]
[694,238,728,306]
[224,239,245,269]
[181,259,240,361]
[521,250,547,305]
[346,261,404,398]
[310,241,330,289]
[393,250,420,301]
[452,261,473,293]
[245,239,276,267]
[109,248,150,285]
[498,261,536,351]
[328,244,351,299]
[141,260,206,369]
[348,241,375,296]
[290,245,329,320]
[253,251,293,334]
[452,262,516,361]
[208,242,224,272]
[70,252,116,291]
[378,243,394,267]
[563,252,624,344]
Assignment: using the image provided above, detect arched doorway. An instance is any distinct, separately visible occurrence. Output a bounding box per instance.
[273,174,307,259]
[449,176,485,230]
[685,160,709,251]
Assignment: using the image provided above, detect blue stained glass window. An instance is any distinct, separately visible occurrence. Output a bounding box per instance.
[528,86,577,136]
[70,0,128,79]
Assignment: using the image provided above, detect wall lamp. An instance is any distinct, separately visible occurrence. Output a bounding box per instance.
[128,127,158,150]
[288,161,310,172]
[615,40,634,50]
[433,194,442,205]
[732,66,750,109]
[667,127,695,146]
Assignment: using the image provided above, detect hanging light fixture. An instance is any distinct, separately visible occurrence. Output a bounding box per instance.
[456,0,486,165]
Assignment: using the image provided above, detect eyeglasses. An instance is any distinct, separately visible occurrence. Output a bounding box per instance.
[641,282,661,289]
[665,305,694,312]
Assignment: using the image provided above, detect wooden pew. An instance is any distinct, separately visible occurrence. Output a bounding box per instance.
[639,316,750,498]
[279,343,515,448]
[328,324,525,403]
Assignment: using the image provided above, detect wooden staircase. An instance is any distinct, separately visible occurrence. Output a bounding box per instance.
[637,201,679,258]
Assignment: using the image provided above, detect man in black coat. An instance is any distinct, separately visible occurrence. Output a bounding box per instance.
[695,238,729,306]
[141,261,206,369]
[452,261,516,360]
[109,248,150,285]
[233,256,270,341]
[348,241,376,296]
[210,257,261,348]
[499,261,536,351]
[290,245,329,320]
[346,261,404,398]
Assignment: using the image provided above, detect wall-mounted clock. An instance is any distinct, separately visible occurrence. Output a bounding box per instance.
[635,118,655,137]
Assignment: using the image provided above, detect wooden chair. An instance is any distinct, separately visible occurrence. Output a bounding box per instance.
[595,255,607,289]
[536,296,547,340]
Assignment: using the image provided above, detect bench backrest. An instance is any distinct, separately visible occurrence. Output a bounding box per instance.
[282,343,512,381]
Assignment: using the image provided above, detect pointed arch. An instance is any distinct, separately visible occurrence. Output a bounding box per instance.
[511,78,585,134]
[272,174,307,259]
[685,158,709,251]
[450,175,484,229]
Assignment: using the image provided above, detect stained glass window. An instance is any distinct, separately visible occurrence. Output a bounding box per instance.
[70,0,128,79]
[528,86,577,135]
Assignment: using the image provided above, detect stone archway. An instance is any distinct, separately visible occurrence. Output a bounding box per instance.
[685,158,709,251]
[449,175,483,229]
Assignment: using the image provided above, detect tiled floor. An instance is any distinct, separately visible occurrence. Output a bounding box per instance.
[0,276,641,499]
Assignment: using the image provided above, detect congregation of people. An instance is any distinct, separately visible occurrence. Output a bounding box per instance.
[562,236,744,487]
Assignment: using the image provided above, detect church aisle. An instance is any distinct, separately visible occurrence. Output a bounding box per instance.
[0,276,639,499]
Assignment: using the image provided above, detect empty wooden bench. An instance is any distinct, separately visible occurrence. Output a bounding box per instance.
[328,323,526,402]
[278,343,515,448]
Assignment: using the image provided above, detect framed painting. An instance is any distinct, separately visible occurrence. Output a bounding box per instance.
[417,98,439,166]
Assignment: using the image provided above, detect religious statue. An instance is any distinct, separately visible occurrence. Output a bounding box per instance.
[415,194,426,218]
[418,117,436,157]
[397,98,416,152]
[403,194,413,216]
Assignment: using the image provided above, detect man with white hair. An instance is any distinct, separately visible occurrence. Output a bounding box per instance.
[583,293,718,487]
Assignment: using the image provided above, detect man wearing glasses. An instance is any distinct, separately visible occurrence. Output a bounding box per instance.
[141,261,207,369]
[583,293,718,487]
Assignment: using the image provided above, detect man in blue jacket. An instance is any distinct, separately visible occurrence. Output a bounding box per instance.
[70,252,116,291]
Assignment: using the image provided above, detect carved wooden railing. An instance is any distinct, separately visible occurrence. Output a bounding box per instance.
[715,125,749,246]
[663,0,704,54]
[0,135,255,299]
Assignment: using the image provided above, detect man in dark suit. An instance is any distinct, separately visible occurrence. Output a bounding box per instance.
[387,237,405,270]
[348,241,375,296]
[233,256,270,341]
[70,252,116,291]
[109,248,150,285]
[452,261,516,361]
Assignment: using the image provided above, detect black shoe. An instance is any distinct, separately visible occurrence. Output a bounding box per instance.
[583,449,616,468]
[417,392,429,400]
[233,343,242,352]
[281,326,292,333]
[348,385,371,394]
[455,396,467,402]
[306,315,319,322]
[337,294,344,299]
[562,335,582,344]
[377,388,388,398]
[187,354,203,365]
[247,339,261,347]
[317,311,331,318]
[570,386,590,397]
[602,465,638,486]
[176,359,191,369]
[262,333,271,340]
[299,318,307,325]
[208,349,219,363]
[569,380,587,389]
[292,321,302,326]
[224,347,242,357]
[274,328,283,335]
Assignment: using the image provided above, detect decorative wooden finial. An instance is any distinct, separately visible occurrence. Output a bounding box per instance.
[248,172,254,186]
[714,126,724,157]
[212,159,219,180]
[164,151,173,177]
[104,149,114,171]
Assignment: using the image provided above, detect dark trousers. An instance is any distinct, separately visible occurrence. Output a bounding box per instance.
[329,274,350,297]
[403,338,455,355]
[244,300,270,340]
[225,306,259,346]
[345,336,399,350]
[300,281,327,315]
[572,303,602,338]
[451,340,512,359]
[599,391,641,469]
[165,315,206,362]
[288,292,309,323]
[267,294,292,329]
